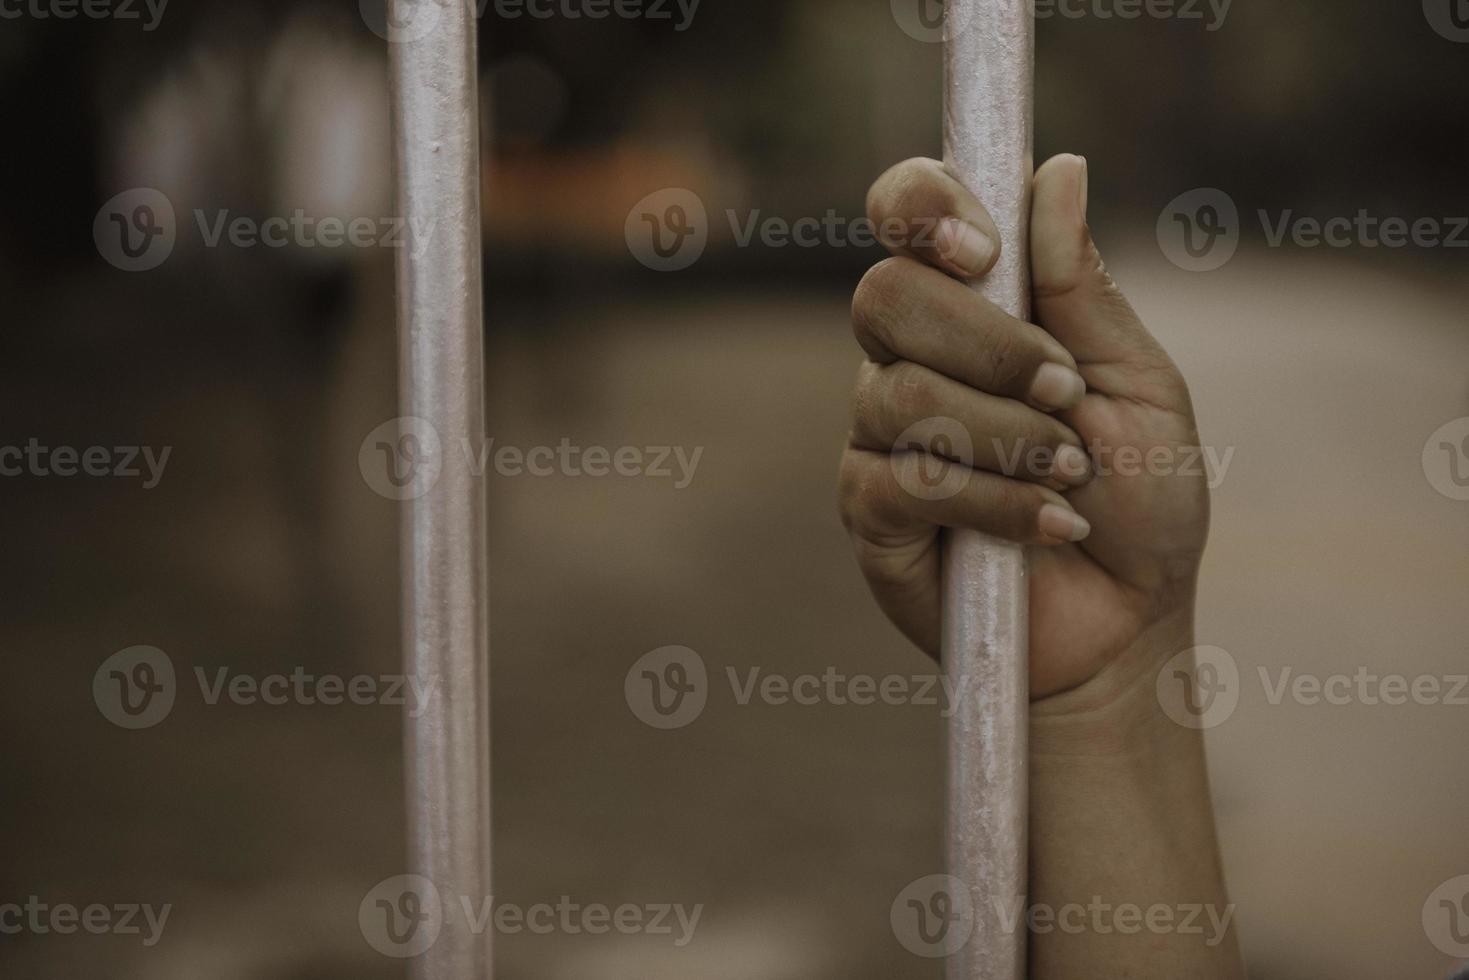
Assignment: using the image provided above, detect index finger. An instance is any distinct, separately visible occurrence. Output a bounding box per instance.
[865,157,1002,282]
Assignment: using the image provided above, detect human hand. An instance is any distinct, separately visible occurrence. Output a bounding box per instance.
[836,154,1209,700]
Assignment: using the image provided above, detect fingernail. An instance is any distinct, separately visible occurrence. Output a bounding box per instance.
[1039,503,1091,543]
[1051,444,1093,487]
[936,217,996,277]
[1076,156,1089,222]
[1029,362,1086,411]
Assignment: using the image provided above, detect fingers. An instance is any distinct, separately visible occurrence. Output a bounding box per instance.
[849,359,1093,489]
[1030,154,1191,410]
[838,446,1092,551]
[852,256,1086,412]
[866,158,1002,280]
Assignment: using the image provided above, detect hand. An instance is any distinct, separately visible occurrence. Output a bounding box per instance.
[837,155,1209,701]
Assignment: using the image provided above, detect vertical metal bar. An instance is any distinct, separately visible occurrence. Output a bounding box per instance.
[943,2,1032,979]
[390,2,492,979]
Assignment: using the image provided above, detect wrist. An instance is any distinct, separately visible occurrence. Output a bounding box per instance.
[1030,609,1198,760]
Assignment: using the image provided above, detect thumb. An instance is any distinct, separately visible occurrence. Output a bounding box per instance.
[1030,154,1186,407]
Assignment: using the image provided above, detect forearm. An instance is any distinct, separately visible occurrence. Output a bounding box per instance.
[1027,614,1245,979]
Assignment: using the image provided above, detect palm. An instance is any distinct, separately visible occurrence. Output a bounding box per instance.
[1026,382,1209,697]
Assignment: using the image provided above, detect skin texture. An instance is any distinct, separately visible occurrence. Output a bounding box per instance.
[837,155,1245,978]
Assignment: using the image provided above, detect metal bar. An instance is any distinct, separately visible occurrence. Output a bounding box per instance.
[943,2,1033,979]
[390,3,492,979]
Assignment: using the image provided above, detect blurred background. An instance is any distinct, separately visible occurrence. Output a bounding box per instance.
[2,0,1467,977]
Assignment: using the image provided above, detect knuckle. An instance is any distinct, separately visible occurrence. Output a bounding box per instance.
[1032,419,1075,467]
[837,451,896,529]
[869,157,946,223]
[991,479,1046,536]
[850,361,885,440]
[885,362,941,424]
[851,257,911,356]
[980,327,1028,392]
[835,453,867,529]
[884,158,954,223]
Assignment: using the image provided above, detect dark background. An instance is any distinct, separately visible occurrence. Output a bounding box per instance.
[2,1,1468,977]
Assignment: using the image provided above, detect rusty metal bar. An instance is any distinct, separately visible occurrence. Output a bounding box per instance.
[389,2,492,978]
[943,2,1033,978]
